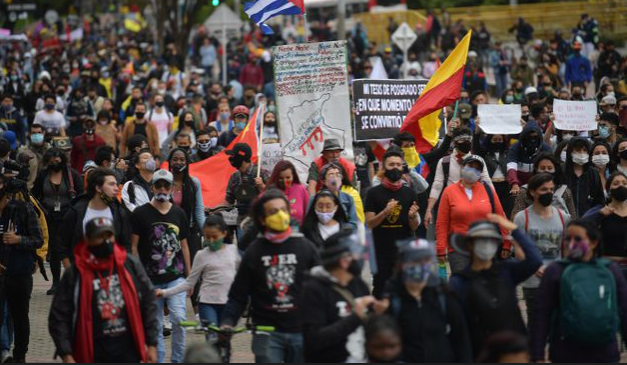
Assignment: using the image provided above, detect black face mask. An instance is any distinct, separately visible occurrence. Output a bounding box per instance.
[523,136,541,151]
[49,162,63,173]
[611,186,627,202]
[456,141,472,154]
[538,192,554,207]
[488,141,506,152]
[171,164,187,174]
[348,259,364,277]
[229,155,246,169]
[135,112,145,120]
[384,168,403,183]
[155,101,165,108]
[620,150,627,161]
[88,239,114,258]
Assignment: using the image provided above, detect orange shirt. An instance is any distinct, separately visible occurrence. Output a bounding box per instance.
[436,181,510,257]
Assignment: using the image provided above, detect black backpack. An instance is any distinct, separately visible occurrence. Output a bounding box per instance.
[458,267,526,350]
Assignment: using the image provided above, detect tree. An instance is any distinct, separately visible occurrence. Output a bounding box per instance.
[150,0,204,58]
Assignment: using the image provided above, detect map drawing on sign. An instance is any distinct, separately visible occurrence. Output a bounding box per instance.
[283,93,346,169]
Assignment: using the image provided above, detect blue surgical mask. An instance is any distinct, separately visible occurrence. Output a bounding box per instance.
[235,122,246,130]
[461,167,481,184]
[599,125,611,139]
[220,112,230,121]
[505,95,514,103]
[30,133,44,145]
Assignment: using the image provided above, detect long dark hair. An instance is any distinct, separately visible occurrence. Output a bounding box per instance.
[533,152,565,186]
[167,147,197,224]
[563,137,591,186]
[178,111,198,133]
[268,160,301,189]
[43,147,68,169]
[301,189,348,232]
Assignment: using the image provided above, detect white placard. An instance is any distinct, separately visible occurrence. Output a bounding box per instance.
[477,104,523,135]
[274,41,354,181]
[553,100,598,131]
[260,143,283,174]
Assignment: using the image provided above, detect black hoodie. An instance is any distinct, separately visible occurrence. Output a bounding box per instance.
[301,266,371,363]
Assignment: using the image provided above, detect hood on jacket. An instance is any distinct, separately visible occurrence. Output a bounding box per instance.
[308,266,340,285]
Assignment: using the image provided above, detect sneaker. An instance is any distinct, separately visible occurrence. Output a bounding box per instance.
[1,351,10,363]
[163,315,172,337]
[46,285,57,296]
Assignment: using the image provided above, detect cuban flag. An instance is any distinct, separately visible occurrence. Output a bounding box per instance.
[245,0,305,34]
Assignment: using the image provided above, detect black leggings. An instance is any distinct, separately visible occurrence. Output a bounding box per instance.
[47,214,65,286]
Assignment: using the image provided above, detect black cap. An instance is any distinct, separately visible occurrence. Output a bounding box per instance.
[320,228,364,266]
[225,143,252,161]
[85,217,115,239]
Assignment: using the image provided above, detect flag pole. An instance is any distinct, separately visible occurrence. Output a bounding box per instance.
[303,3,309,43]
[452,100,460,121]
[257,102,267,178]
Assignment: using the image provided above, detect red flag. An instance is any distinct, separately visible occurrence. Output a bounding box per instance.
[189,109,260,208]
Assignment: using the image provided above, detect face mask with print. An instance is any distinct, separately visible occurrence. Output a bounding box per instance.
[461,167,481,184]
[203,238,224,252]
[316,208,337,225]
[592,154,610,168]
[197,142,211,152]
[571,153,589,166]
[568,240,590,260]
[473,239,499,261]
[265,210,291,232]
[154,193,171,203]
[402,263,433,284]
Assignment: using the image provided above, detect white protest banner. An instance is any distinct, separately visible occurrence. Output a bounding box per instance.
[553,100,598,131]
[260,143,283,174]
[274,41,353,181]
[477,104,523,135]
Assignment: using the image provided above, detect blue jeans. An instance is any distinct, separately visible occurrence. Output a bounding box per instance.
[155,278,187,363]
[198,303,225,326]
[0,302,12,352]
[252,332,304,363]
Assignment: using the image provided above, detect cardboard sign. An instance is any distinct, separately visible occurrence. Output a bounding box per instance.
[477,104,523,135]
[553,100,598,131]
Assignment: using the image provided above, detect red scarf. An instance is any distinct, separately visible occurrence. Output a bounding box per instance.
[73,243,147,363]
[264,227,294,243]
[382,179,403,192]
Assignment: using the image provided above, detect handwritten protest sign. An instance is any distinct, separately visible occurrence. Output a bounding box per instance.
[274,41,353,180]
[553,100,598,131]
[353,79,428,141]
[260,143,283,174]
[477,104,523,135]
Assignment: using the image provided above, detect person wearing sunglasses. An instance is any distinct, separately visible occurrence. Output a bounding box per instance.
[130,169,191,363]
[530,219,627,363]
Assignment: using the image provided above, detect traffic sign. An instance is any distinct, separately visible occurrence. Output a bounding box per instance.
[391,22,417,52]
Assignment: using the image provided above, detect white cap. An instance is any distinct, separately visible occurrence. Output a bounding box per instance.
[601,95,617,106]
[468,50,478,58]
[525,86,538,96]
[152,169,174,185]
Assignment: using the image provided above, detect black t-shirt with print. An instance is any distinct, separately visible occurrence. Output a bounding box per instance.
[365,185,419,261]
[92,267,139,362]
[353,142,376,189]
[131,204,190,284]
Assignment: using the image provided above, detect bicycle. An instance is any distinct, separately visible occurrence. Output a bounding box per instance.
[180,321,275,363]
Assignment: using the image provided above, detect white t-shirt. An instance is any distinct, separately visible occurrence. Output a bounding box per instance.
[318,222,341,241]
[149,109,173,146]
[33,110,66,135]
[82,206,113,233]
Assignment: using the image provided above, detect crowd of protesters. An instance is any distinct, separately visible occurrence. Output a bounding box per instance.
[0,4,625,364]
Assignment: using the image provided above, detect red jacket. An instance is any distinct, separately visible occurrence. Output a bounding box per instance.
[70,134,106,172]
[436,181,511,256]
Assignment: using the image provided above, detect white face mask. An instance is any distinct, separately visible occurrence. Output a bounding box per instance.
[572,153,590,166]
[592,154,610,167]
[474,239,499,261]
[315,208,337,224]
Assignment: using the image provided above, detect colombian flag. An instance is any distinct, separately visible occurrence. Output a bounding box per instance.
[400,31,472,154]
[189,109,260,208]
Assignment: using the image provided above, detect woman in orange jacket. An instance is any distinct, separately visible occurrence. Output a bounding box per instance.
[436,155,511,274]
